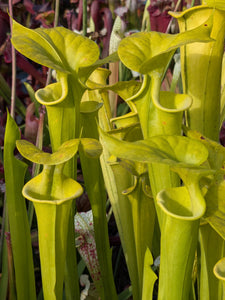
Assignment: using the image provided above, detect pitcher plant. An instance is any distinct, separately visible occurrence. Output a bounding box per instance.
[2,1,225,299]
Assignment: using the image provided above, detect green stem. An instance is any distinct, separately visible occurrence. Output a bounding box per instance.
[54,0,60,27]
[82,0,87,36]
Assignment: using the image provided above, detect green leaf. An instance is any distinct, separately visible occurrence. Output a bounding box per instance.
[184,128,225,169]
[204,174,225,240]
[123,175,155,294]
[86,79,142,101]
[4,112,36,300]
[207,0,225,9]
[117,159,147,177]
[12,20,99,73]
[23,167,83,204]
[118,286,133,300]
[118,16,213,75]
[16,138,80,165]
[99,130,208,167]
[122,74,192,140]
[80,101,103,114]
[199,224,224,300]
[36,73,85,158]
[106,159,141,300]
[171,7,225,141]
[78,52,119,82]
[80,138,103,158]
[99,127,142,298]
[31,199,76,300]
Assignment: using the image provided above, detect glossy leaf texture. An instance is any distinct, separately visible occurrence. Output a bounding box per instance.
[199,223,224,300]
[184,128,225,241]
[171,6,225,141]
[157,184,206,300]
[123,174,155,296]
[118,16,213,75]
[99,130,208,167]
[124,74,192,140]
[184,128,225,169]
[207,0,225,9]
[16,138,101,166]
[36,72,68,106]
[204,174,225,240]
[16,139,80,165]
[11,20,99,73]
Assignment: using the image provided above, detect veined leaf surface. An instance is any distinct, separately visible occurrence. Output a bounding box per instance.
[12,20,99,73]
